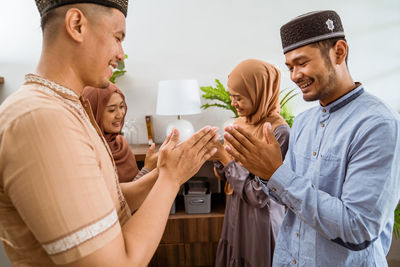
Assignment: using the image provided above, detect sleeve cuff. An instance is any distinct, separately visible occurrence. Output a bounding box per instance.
[133,167,151,181]
[141,167,150,174]
[213,160,234,179]
[267,163,299,212]
[221,160,235,172]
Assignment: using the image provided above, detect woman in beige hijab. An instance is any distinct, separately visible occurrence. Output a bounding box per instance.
[211,59,290,267]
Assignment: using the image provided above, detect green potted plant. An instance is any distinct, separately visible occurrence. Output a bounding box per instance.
[200,79,298,127]
[395,202,400,239]
[279,88,298,128]
[110,54,128,83]
[200,79,238,118]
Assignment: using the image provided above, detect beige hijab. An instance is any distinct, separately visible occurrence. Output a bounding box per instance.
[224,59,287,194]
[228,59,287,139]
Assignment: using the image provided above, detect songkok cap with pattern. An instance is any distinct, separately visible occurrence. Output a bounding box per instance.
[280,10,345,54]
[35,0,129,17]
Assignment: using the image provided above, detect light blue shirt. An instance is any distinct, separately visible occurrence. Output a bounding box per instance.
[265,85,400,266]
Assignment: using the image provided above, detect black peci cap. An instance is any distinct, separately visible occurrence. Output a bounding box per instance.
[35,0,129,17]
[280,10,345,54]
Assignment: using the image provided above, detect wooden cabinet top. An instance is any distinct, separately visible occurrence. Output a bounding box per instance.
[168,207,224,220]
[130,143,161,161]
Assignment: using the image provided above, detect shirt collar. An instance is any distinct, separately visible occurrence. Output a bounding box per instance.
[24,73,80,102]
[320,82,364,113]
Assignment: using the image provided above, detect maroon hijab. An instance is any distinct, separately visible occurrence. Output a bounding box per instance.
[82,83,139,182]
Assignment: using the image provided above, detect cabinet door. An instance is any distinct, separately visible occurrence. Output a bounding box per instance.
[184,216,224,243]
[184,242,219,267]
[150,212,224,266]
[149,243,185,267]
[160,218,184,244]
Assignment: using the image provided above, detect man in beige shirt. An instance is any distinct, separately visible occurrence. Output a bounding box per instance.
[0,1,218,266]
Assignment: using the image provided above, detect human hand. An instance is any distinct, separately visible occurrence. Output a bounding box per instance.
[223,122,282,180]
[208,140,232,166]
[144,143,158,170]
[157,126,218,187]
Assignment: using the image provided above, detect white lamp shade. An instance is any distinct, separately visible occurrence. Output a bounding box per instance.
[156,80,202,116]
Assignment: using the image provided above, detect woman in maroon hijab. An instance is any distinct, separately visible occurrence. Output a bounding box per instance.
[82,83,157,183]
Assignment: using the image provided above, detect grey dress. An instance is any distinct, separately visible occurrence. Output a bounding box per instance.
[215,124,290,267]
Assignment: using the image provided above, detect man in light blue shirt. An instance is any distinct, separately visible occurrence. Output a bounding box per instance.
[223,10,400,266]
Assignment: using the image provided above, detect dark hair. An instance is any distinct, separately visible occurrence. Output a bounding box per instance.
[310,37,349,66]
[40,10,56,31]
[40,4,112,32]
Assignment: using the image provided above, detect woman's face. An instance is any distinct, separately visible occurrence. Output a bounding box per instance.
[228,88,253,117]
[102,92,126,133]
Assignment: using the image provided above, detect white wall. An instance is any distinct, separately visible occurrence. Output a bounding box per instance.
[1,0,399,144]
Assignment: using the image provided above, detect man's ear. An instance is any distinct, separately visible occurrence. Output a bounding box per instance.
[64,8,87,43]
[333,39,347,65]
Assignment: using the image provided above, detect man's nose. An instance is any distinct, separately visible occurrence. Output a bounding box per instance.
[117,45,125,62]
[291,67,303,82]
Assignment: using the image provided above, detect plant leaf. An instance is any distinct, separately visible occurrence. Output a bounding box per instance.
[110,70,126,83]
[280,88,299,107]
[200,79,238,118]
[117,60,125,70]
[394,202,400,239]
[109,54,128,83]
[201,103,230,110]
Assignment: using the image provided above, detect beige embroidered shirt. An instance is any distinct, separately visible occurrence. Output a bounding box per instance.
[0,74,131,266]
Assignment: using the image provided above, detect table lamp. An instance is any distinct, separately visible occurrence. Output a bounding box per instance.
[156,80,202,141]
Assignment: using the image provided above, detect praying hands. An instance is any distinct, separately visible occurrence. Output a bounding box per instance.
[223,122,283,180]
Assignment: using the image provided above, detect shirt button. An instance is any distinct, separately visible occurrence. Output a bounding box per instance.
[321,123,325,127]
[290,206,294,210]
[293,259,297,264]
[271,187,277,192]
[296,233,299,237]
[323,109,327,113]
[313,152,316,156]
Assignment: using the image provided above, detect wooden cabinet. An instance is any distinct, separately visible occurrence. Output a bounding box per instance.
[131,144,225,267]
[148,197,224,267]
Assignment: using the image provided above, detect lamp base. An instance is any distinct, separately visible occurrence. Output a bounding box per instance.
[166,118,194,142]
